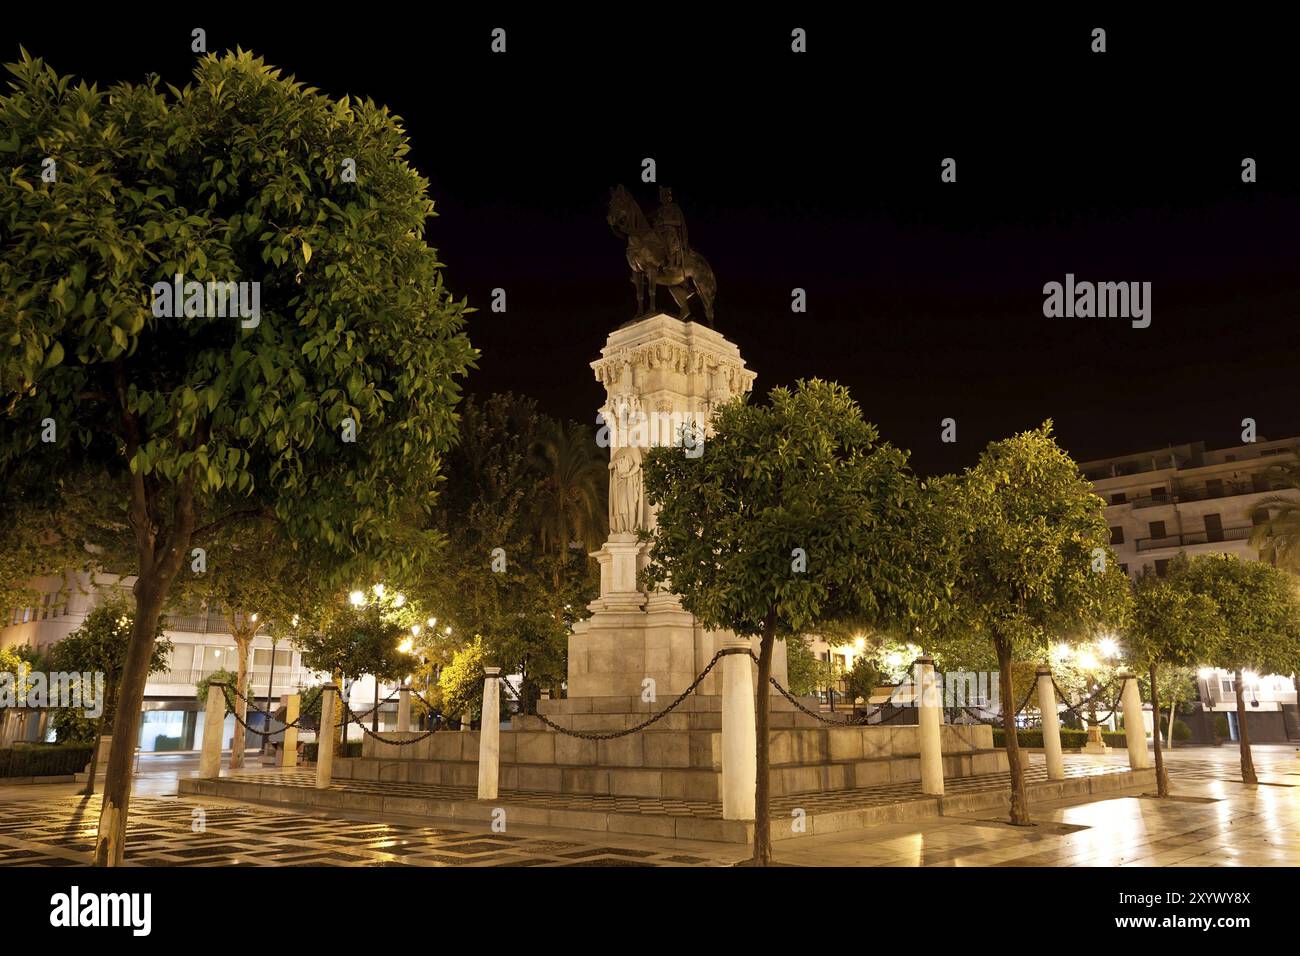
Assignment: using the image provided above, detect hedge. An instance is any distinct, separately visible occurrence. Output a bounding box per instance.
[993,728,1129,749]
[0,744,95,778]
[302,741,363,761]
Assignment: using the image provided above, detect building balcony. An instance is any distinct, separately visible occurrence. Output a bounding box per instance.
[1135,525,1254,552]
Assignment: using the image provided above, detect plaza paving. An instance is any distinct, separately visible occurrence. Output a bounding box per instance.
[0,745,1296,866]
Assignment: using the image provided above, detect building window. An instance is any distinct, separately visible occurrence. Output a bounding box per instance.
[1221,679,1234,694]
[1150,487,1168,500]
[1149,520,1167,539]
[1110,492,1127,504]
[1120,564,1129,574]
[1109,526,1125,545]
[1252,508,1269,526]
[1154,559,1171,577]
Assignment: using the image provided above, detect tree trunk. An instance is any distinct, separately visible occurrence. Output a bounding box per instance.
[751,620,776,865]
[1234,669,1257,785]
[1165,694,1176,750]
[1149,664,1168,797]
[93,588,166,866]
[996,638,1031,826]
[80,717,102,797]
[230,636,251,770]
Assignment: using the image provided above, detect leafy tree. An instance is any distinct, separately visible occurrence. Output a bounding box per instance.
[1180,554,1300,785]
[437,637,508,725]
[1249,451,1300,568]
[421,395,597,712]
[195,668,241,715]
[171,516,336,767]
[943,424,1130,825]
[530,418,607,581]
[1248,451,1300,711]
[1123,562,1220,796]
[0,50,474,864]
[783,636,819,697]
[641,379,954,864]
[45,597,170,792]
[842,656,885,705]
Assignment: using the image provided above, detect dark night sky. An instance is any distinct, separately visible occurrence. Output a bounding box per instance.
[6,12,1298,474]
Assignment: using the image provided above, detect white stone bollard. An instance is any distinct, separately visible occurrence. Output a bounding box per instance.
[316,685,338,789]
[198,681,226,779]
[1120,672,1150,770]
[461,710,472,732]
[720,640,757,821]
[397,686,412,733]
[477,668,502,800]
[282,694,300,769]
[1037,666,1065,780]
[915,658,944,796]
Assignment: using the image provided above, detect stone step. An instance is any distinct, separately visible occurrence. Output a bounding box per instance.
[336,748,1009,801]
[177,763,1153,845]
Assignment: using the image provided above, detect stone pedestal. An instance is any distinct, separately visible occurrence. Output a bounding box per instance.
[316,686,338,789]
[1082,724,1111,754]
[1120,672,1150,769]
[569,313,786,705]
[1037,667,1065,780]
[198,682,225,779]
[916,658,944,796]
[282,695,300,769]
[478,668,502,800]
[397,687,412,733]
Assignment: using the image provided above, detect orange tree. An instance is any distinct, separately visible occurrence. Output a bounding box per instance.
[0,50,473,863]
[941,424,1130,825]
[640,379,955,865]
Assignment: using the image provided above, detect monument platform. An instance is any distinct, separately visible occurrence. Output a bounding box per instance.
[321,715,1008,803]
[179,758,1153,845]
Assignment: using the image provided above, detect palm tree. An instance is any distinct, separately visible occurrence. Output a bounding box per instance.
[1250,450,1300,716]
[530,419,608,578]
[1250,451,1300,569]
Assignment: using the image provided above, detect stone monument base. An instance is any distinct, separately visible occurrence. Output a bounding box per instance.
[336,719,1007,803]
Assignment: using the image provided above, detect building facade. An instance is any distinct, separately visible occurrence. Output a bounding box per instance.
[1081,436,1300,740]
[0,571,337,750]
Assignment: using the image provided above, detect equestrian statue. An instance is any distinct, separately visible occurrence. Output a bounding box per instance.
[606,185,717,326]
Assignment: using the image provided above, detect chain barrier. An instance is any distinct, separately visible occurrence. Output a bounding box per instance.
[760,658,904,726]
[497,647,751,740]
[336,698,439,746]
[1051,676,1125,727]
[957,681,1037,727]
[220,685,323,734]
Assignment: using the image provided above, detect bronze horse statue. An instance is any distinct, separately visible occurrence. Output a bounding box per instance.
[606,185,717,326]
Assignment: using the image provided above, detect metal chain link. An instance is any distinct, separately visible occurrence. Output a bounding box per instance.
[760,656,899,726]
[221,685,323,733]
[497,647,751,740]
[957,681,1037,727]
[1051,676,1125,727]
[336,699,439,746]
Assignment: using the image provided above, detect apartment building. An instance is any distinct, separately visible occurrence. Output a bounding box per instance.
[0,571,326,750]
[1081,436,1300,740]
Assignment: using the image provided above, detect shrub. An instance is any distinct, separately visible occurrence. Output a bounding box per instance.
[302,741,362,762]
[0,743,95,778]
[993,727,1130,749]
[1214,714,1230,740]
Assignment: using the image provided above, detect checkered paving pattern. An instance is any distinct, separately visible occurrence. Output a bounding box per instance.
[218,758,1137,820]
[0,796,735,867]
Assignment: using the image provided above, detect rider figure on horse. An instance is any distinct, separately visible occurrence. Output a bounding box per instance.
[653,186,688,271]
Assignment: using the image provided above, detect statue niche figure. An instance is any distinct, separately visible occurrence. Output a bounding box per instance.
[609,443,644,534]
[606,184,717,325]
